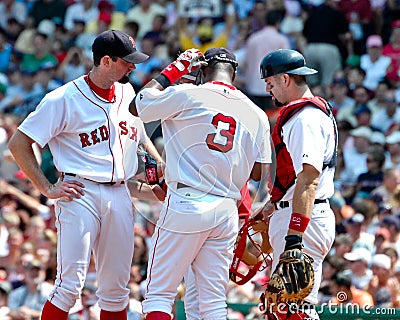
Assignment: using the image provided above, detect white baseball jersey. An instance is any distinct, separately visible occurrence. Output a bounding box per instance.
[136,81,271,199]
[281,106,336,202]
[18,75,148,183]
[270,104,337,307]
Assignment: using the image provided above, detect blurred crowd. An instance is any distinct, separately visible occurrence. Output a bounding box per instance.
[2,0,400,319]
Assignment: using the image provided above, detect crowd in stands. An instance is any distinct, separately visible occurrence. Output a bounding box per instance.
[2,0,400,319]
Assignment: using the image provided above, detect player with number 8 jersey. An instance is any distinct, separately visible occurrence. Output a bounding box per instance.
[130,47,272,320]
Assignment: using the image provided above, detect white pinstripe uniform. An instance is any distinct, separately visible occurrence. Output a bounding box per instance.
[18,75,148,311]
[136,81,271,319]
[269,106,336,309]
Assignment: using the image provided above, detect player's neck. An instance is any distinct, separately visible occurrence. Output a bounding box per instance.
[88,69,114,89]
[85,72,116,103]
[204,69,234,84]
[206,73,236,89]
[208,74,233,84]
[296,87,314,101]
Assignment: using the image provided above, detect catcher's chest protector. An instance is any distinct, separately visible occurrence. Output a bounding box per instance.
[271,96,336,203]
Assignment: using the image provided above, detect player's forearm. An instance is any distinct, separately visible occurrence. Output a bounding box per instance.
[143,140,163,164]
[8,130,53,195]
[143,78,167,91]
[288,165,319,235]
[292,173,318,217]
[127,180,165,201]
[130,48,205,116]
[250,162,270,182]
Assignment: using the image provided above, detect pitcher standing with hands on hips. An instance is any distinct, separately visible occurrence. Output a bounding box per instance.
[8,30,164,320]
[259,49,337,320]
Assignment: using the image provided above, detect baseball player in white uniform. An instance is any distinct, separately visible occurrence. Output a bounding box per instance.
[260,49,337,319]
[129,47,272,320]
[174,71,255,320]
[8,30,164,320]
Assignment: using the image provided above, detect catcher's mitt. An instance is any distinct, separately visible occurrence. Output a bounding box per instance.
[262,248,314,314]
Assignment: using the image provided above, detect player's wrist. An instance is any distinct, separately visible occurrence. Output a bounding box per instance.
[284,234,302,251]
[160,61,187,84]
[288,212,310,233]
[160,48,205,84]
[155,74,171,89]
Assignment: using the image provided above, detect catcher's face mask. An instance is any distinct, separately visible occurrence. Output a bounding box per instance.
[229,214,273,285]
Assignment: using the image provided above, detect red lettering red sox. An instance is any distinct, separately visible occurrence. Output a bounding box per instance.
[79,122,138,147]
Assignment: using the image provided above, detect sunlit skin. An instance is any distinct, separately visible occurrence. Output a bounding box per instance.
[90,56,136,88]
[264,74,288,108]
[263,73,313,109]
[113,56,136,84]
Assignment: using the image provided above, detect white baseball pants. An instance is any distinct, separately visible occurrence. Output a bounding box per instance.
[49,177,134,312]
[142,186,239,319]
[269,202,335,309]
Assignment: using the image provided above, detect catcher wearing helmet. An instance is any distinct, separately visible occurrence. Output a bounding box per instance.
[258,49,337,320]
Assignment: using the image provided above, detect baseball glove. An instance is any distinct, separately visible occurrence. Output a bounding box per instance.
[263,247,314,314]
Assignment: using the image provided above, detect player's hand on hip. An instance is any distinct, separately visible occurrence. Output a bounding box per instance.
[45,179,85,200]
[161,48,207,83]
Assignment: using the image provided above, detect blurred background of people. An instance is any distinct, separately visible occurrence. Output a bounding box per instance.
[244,9,289,111]
[1,0,400,317]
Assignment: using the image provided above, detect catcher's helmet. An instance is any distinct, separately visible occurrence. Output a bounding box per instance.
[260,49,317,79]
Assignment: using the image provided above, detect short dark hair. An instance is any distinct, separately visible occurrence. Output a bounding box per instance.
[124,21,140,38]
[289,74,307,86]
[206,60,236,76]
[325,255,346,272]
[154,14,166,25]
[93,55,118,67]
[333,272,352,289]
[266,10,285,26]
[368,149,386,168]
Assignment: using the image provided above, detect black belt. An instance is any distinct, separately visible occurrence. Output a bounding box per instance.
[63,173,125,186]
[274,199,328,210]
